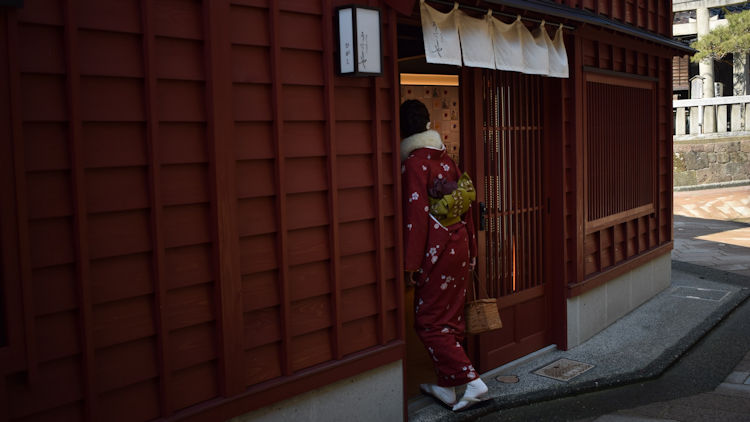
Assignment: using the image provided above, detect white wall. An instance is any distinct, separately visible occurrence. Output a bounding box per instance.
[566,253,672,348]
[229,361,404,422]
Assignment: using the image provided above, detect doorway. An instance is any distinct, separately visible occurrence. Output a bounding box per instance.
[399,71,463,397]
[472,69,555,371]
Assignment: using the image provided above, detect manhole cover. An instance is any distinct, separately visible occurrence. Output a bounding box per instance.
[533,358,594,382]
[671,286,730,302]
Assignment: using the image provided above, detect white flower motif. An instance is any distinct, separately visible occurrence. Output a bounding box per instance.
[450,249,455,255]
[455,342,461,348]
[440,282,448,290]
[461,262,466,267]
[458,315,461,321]
[407,223,412,231]
[468,372,476,379]
[437,173,443,179]
[427,154,431,159]
[431,256,438,264]
[434,223,439,229]
[409,192,419,203]
[441,327,450,333]
[418,298,424,306]
[429,247,437,256]
[424,206,429,212]
[441,163,450,172]
[421,165,427,171]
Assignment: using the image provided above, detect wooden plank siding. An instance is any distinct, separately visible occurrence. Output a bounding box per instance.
[553,0,672,38]
[562,21,675,298]
[0,1,404,421]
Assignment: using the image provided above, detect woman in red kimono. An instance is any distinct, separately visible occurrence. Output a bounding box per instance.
[400,100,488,411]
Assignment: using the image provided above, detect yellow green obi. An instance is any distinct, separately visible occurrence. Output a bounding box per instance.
[428,173,476,227]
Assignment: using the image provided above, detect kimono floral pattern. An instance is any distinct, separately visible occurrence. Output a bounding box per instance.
[403,146,478,387]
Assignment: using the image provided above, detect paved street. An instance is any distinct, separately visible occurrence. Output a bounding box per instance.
[586,186,750,422]
[471,186,750,422]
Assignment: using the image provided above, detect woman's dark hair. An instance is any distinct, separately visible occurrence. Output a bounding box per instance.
[400,99,430,138]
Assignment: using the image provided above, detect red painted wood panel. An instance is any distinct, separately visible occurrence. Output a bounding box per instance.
[169,322,218,371]
[94,337,158,393]
[3,1,405,419]
[243,271,279,311]
[32,265,77,316]
[90,253,153,304]
[17,23,65,74]
[98,380,161,422]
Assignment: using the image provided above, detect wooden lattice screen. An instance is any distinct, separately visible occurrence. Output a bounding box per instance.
[483,70,545,298]
[585,75,654,227]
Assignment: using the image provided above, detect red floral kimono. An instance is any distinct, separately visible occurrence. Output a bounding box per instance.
[402,130,478,387]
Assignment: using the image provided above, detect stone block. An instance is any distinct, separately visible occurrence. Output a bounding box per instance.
[708,152,717,163]
[695,168,712,184]
[676,107,687,135]
[567,297,580,348]
[631,263,654,307]
[690,106,700,134]
[686,152,709,170]
[729,151,747,163]
[703,105,716,133]
[577,285,607,345]
[731,104,743,131]
[717,151,730,164]
[717,105,727,132]
[605,274,631,325]
[673,153,687,171]
[674,170,697,186]
[741,140,750,153]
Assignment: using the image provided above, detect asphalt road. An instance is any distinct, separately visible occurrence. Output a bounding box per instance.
[476,262,750,422]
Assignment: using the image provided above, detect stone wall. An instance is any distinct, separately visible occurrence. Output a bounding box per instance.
[673,138,750,187]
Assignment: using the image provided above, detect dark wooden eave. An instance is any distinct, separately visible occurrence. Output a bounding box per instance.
[484,0,695,54]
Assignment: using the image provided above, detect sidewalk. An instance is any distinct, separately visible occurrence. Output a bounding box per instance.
[408,186,750,422]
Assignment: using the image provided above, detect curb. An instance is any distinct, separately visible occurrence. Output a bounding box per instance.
[424,262,750,422]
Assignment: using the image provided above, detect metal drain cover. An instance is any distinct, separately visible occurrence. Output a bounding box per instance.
[533,358,594,382]
[671,286,730,302]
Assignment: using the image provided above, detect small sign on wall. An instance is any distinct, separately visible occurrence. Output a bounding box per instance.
[337,5,382,76]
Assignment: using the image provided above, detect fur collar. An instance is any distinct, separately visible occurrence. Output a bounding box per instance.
[400,130,444,161]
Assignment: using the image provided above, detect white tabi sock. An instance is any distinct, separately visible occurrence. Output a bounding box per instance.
[452,378,488,411]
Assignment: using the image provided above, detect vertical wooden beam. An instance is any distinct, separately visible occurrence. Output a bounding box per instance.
[387,8,405,343]
[62,2,95,419]
[268,0,292,376]
[203,0,244,395]
[140,0,171,414]
[0,11,39,382]
[3,9,36,382]
[573,35,586,284]
[320,0,342,359]
[372,74,386,345]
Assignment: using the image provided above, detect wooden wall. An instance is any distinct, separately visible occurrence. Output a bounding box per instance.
[0,1,404,421]
[556,0,673,38]
[560,18,675,298]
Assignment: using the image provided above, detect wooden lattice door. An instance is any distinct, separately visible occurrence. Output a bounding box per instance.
[474,70,552,371]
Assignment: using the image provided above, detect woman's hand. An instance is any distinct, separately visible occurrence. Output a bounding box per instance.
[404,271,416,287]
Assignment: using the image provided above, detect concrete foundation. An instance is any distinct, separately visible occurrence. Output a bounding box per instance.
[566,253,672,348]
[230,361,404,422]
